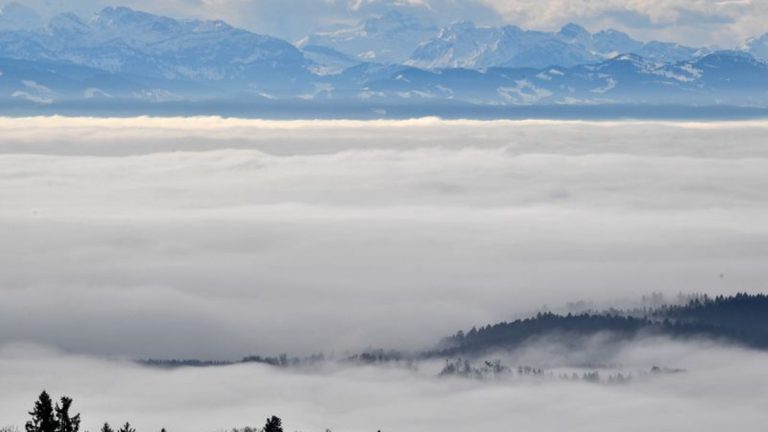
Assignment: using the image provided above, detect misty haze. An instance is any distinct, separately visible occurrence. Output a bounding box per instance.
[2,117,768,431]
[3,0,768,430]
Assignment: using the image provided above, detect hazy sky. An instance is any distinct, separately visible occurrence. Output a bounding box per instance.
[2,117,767,359]
[12,0,768,46]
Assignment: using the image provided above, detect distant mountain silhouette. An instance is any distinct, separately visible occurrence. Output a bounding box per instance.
[2,5,764,111]
[406,22,704,70]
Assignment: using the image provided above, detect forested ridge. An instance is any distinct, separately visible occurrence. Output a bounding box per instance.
[139,293,768,368]
[436,293,768,357]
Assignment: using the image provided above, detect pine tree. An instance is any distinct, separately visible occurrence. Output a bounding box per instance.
[117,423,135,432]
[262,416,282,432]
[100,424,114,432]
[55,397,80,432]
[26,391,59,432]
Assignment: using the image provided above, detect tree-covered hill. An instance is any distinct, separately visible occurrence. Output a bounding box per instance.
[138,293,768,368]
[435,293,768,357]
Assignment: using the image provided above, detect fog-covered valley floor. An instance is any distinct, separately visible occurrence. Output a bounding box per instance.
[2,338,768,432]
[2,117,768,430]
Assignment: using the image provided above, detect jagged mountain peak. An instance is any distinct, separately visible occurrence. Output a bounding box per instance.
[585,52,655,76]
[747,32,768,61]
[97,5,146,19]
[48,12,89,34]
[363,9,435,33]
[406,19,708,69]
[409,21,601,69]
[612,52,648,62]
[435,21,478,39]
[92,6,192,36]
[446,20,476,31]
[92,6,238,36]
[300,8,439,64]
[0,5,310,89]
[559,22,590,40]
[749,32,768,44]
[595,28,631,38]
[695,50,759,66]
[592,29,642,54]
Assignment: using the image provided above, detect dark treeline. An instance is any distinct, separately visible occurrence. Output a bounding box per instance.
[435,313,651,357]
[138,293,768,368]
[437,358,683,383]
[20,392,286,432]
[140,353,323,369]
[435,293,768,357]
[141,350,405,369]
[655,293,768,331]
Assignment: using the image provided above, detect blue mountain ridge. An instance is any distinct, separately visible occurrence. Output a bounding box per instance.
[0,4,766,109]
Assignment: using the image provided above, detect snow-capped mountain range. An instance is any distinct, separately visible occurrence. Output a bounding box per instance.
[297,10,439,67]
[406,21,706,69]
[0,2,767,110]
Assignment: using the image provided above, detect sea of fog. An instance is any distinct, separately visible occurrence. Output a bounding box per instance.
[2,338,768,431]
[1,117,768,431]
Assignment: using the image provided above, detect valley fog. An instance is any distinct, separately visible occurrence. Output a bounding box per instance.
[1,338,767,432]
[1,117,768,357]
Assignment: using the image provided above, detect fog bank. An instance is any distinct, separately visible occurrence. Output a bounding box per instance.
[1,339,767,432]
[1,117,767,357]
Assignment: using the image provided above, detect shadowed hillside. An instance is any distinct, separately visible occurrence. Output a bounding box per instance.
[434,293,768,357]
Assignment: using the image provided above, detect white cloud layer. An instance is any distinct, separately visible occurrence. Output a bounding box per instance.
[0,338,767,432]
[1,117,767,358]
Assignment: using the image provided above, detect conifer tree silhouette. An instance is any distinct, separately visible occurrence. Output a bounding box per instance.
[263,416,282,432]
[54,397,80,432]
[25,391,58,432]
[117,423,135,432]
[101,423,114,432]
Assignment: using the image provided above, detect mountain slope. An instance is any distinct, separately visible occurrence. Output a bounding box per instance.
[0,7,314,94]
[407,22,706,69]
[297,10,438,65]
[747,33,768,61]
[0,5,765,108]
[315,51,768,106]
[408,22,600,69]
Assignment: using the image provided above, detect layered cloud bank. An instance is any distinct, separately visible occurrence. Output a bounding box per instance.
[2,117,768,358]
[1,339,768,432]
